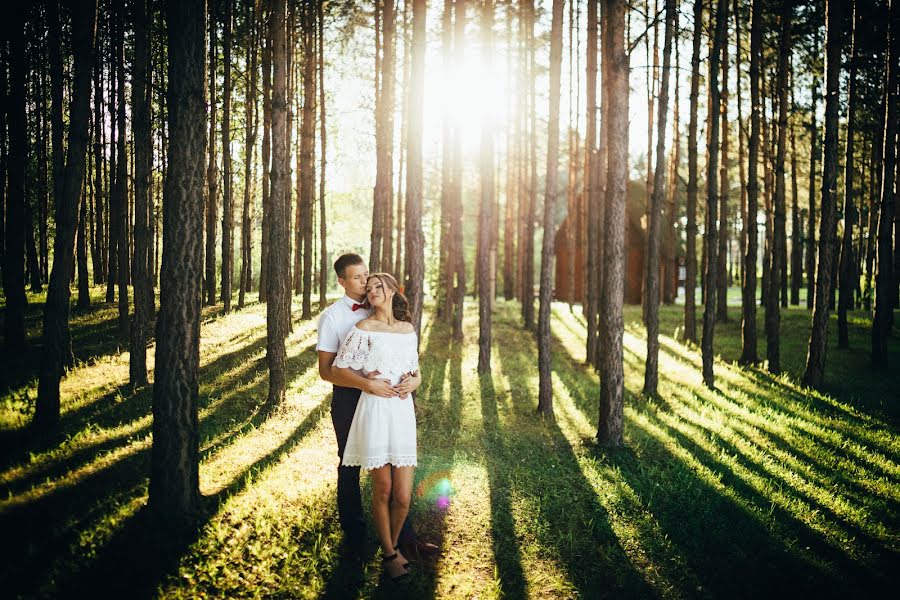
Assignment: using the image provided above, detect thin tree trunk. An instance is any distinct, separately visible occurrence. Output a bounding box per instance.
[644,0,674,398]
[318,0,327,311]
[598,0,627,446]
[804,0,844,387]
[115,0,129,337]
[77,177,90,309]
[450,0,467,339]
[789,62,802,306]
[260,23,271,303]
[522,0,536,332]
[838,0,859,348]
[684,0,702,343]
[872,0,898,368]
[33,0,98,434]
[240,3,259,309]
[405,0,426,335]
[131,0,153,387]
[716,16,730,323]
[584,0,599,363]
[221,0,234,313]
[267,0,289,406]
[806,70,820,310]
[478,0,495,374]
[537,0,564,416]
[766,0,791,373]
[701,0,728,388]
[371,0,395,274]
[300,2,316,319]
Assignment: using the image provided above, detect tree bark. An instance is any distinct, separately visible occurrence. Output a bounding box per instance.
[371,0,395,274]
[643,0,674,398]
[684,0,702,343]
[838,1,859,349]
[537,0,564,417]
[806,70,819,310]
[114,0,129,337]
[478,0,495,374]
[205,0,218,306]
[221,0,234,312]
[872,0,899,369]
[740,0,759,365]
[803,0,843,387]
[130,0,154,387]
[597,0,627,446]
[766,0,791,374]
[240,2,259,310]
[584,0,599,363]
[405,0,426,335]
[259,23,271,303]
[33,0,98,435]
[701,0,728,388]
[318,0,328,311]
[149,0,206,528]
[4,3,28,351]
[300,2,316,319]
[450,0,467,339]
[716,16,730,323]
[789,62,802,306]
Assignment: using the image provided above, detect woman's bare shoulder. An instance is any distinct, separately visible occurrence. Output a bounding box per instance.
[396,321,415,333]
[354,318,379,331]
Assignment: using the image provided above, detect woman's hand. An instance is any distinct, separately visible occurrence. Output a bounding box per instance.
[363,370,398,398]
[395,371,421,399]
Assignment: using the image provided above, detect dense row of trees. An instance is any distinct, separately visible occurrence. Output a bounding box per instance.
[1,0,898,524]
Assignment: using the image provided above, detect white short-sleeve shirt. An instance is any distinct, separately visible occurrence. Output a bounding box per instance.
[316,295,373,353]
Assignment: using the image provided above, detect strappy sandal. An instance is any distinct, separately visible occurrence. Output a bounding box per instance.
[394,545,411,569]
[382,552,409,581]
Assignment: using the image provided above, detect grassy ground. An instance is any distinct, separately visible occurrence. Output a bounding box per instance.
[0,286,898,599]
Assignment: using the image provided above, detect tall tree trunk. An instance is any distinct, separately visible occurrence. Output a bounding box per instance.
[318,0,328,311]
[766,0,791,373]
[864,91,884,312]
[77,178,90,309]
[221,0,234,312]
[450,0,467,339]
[598,0,627,446]
[838,1,859,349]
[267,0,289,405]
[789,62,802,306]
[872,0,898,369]
[806,71,820,309]
[92,42,105,284]
[663,20,680,307]
[260,23,271,303]
[300,2,316,319]
[33,0,98,434]
[150,0,206,527]
[804,0,843,387]
[240,2,259,310]
[205,0,218,306]
[537,0,564,416]
[131,0,154,387]
[4,3,27,350]
[701,0,728,388]
[107,18,118,306]
[371,0,395,274]
[644,0,674,398]
[437,0,453,320]
[584,0,599,363]
[684,0,702,343]
[478,0,495,374]
[760,65,772,308]
[405,0,426,335]
[716,17,730,323]
[735,0,762,365]
[523,0,536,332]
[115,0,130,337]
[47,0,65,231]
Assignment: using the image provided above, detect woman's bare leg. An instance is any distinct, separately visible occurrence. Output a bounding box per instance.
[389,466,414,548]
[370,465,394,555]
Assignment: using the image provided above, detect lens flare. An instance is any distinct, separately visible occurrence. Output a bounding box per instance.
[416,471,454,511]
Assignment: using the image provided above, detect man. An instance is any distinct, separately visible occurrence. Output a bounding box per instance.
[316,253,437,557]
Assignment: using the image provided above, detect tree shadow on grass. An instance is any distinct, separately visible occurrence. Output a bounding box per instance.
[0,337,326,598]
[494,322,653,599]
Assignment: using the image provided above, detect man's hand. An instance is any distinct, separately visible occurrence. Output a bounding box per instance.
[395,371,421,400]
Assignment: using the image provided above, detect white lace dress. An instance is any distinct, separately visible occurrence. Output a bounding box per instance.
[334,326,419,470]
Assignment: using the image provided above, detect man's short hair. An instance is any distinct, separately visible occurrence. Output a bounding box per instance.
[334,253,365,279]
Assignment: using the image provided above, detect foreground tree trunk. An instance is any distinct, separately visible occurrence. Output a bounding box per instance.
[803,0,843,388]
[405,0,426,335]
[537,0,564,417]
[478,0,495,374]
[643,0,674,398]
[131,0,154,387]
[598,0,627,446]
[371,0,395,274]
[872,0,899,368]
[838,1,859,349]
[584,0,599,364]
[684,0,702,343]
[701,0,728,388]
[33,0,98,435]
[150,0,207,528]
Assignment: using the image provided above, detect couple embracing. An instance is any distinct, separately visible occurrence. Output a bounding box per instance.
[316,253,438,580]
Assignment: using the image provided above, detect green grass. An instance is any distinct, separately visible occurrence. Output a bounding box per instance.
[0,286,898,598]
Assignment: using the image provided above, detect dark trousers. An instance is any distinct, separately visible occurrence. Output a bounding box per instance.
[331,385,416,544]
[331,385,365,537]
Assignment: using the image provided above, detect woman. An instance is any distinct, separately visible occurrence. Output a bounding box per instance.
[333,273,419,580]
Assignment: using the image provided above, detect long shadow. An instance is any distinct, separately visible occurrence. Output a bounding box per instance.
[0,337,325,598]
[494,322,653,599]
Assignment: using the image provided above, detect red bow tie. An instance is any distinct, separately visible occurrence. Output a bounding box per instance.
[351,302,365,312]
